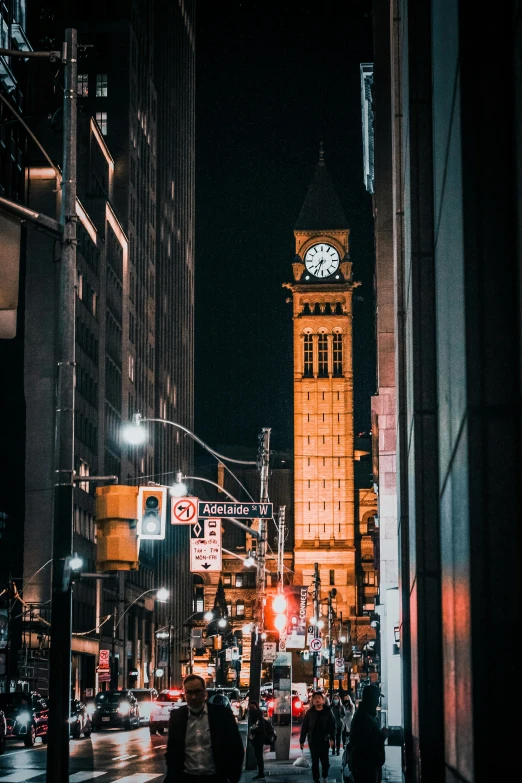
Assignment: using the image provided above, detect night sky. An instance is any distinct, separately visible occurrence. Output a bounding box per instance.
[194,0,375,454]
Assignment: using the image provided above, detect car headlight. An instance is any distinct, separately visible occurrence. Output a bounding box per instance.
[86,704,95,716]
[118,702,130,715]
[18,712,31,724]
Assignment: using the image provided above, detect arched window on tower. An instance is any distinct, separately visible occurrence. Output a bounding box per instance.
[318,334,328,377]
[333,333,343,376]
[303,334,313,377]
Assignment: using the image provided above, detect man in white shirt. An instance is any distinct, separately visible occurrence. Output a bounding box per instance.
[165,675,244,783]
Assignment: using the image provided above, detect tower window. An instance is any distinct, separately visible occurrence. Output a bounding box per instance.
[96,73,108,97]
[308,413,310,422]
[333,333,343,376]
[77,73,89,96]
[318,334,328,376]
[303,334,313,377]
[330,570,335,585]
[308,458,310,466]
[95,111,107,135]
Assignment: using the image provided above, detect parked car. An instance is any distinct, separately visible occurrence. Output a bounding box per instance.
[149,689,185,735]
[91,690,140,731]
[131,688,158,723]
[0,707,6,754]
[266,693,305,723]
[70,699,92,739]
[0,691,49,747]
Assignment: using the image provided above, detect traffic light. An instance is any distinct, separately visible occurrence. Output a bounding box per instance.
[95,484,139,571]
[272,592,287,632]
[138,486,167,540]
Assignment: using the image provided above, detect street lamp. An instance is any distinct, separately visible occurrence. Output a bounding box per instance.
[204,610,214,621]
[111,587,169,690]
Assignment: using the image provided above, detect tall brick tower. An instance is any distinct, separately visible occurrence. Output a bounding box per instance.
[284,146,358,625]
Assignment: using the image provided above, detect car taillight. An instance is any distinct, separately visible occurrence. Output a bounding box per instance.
[268,701,274,708]
[295,700,302,708]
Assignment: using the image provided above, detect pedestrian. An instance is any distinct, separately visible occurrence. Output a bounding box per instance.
[341,693,355,748]
[165,674,244,783]
[299,690,336,783]
[346,685,386,783]
[247,700,274,780]
[330,693,345,755]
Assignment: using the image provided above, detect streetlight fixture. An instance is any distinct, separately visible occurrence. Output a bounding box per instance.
[204,610,214,622]
[316,618,325,630]
[155,587,169,602]
[121,421,148,445]
[218,617,227,628]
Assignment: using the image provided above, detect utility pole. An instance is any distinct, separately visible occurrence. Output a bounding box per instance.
[313,565,319,689]
[248,427,270,706]
[328,589,336,695]
[47,28,77,783]
[277,506,286,587]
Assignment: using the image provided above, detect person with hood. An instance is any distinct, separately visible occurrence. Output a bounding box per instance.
[347,685,386,783]
[299,691,336,783]
[330,694,345,755]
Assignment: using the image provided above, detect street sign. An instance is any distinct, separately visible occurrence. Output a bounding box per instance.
[335,657,345,674]
[172,496,199,524]
[306,625,315,646]
[198,501,273,519]
[98,649,110,669]
[190,519,222,572]
[309,637,322,652]
[263,642,277,662]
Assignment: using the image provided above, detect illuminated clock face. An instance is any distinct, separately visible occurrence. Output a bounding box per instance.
[304,243,340,278]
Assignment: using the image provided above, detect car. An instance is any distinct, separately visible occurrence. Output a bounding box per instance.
[266,693,305,723]
[0,691,49,747]
[0,708,5,754]
[70,699,92,739]
[207,692,232,710]
[206,687,242,719]
[149,689,185,735]
[91,690,140,731]
[131,688,158,723]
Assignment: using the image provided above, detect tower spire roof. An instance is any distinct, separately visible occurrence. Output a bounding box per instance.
[295,147,349,231]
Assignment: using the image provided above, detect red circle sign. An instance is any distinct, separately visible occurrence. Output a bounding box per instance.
[172,497,198,523]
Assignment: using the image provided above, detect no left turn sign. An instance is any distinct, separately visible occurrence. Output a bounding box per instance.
[172,496,198,524]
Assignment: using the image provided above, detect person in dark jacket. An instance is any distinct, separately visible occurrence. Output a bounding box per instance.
[299,691,336,783]
[165,674,244,783]
[330,694,346,755]
[247,700,272,780]
[347,685,386,783]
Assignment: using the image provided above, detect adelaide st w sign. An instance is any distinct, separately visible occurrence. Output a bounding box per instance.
[198,501,273,519]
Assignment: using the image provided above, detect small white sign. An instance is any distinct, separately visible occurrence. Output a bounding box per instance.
[335,657,345,674]
[190,519,222,572]
[310,637,322,652]
[263,642,277,662]
[172,496,199,524]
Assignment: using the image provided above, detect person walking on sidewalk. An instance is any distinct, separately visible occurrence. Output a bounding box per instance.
[330,694,345,755]
[341,693,355,748]
[347,685,386,783]
[299,691,336,783]
[247,700,273,780]
[164,674,244,783]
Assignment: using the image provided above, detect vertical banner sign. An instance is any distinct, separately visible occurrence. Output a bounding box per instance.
[190,519,222,572]
[285,585,309,649]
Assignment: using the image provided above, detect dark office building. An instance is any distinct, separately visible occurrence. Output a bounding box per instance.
[3,0,196,694]
[369,1,521,781]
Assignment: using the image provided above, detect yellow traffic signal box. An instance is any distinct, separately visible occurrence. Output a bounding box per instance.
[95,485,139,571]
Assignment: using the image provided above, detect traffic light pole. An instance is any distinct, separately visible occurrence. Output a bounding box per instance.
[47,28,77,783]
[313,563,320,690]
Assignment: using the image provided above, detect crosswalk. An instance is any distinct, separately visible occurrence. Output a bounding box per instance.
[0,772,163,783]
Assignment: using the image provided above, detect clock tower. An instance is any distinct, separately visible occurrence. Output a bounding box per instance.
[284,146,358,628]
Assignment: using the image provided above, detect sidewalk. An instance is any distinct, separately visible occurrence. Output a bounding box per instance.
[240,731,402,783]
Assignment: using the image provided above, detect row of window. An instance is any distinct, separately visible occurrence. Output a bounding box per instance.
[303,333,343,376]
[77,73,108,98]
[222,572,256,588]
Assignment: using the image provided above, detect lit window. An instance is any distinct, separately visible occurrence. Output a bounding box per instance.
[226,602,232,617]
[333,333,343,376]
[196,597,204,613]
[128,354,135,382]
[235,574,243,588]
[78,459,90,493]
[95,111,107,136]
[223,573,232,586]
[318,334,328,376]
[236,601,245,618]
[77,271,83,300]
[77,74,88,96]
[303,334,313,377]
[96,74,108,97]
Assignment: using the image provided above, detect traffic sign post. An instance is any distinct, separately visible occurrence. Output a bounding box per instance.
[171,496,199,524]
[190,519,222,572]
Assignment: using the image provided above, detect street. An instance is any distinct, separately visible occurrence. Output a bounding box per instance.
[0,725,176,783]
